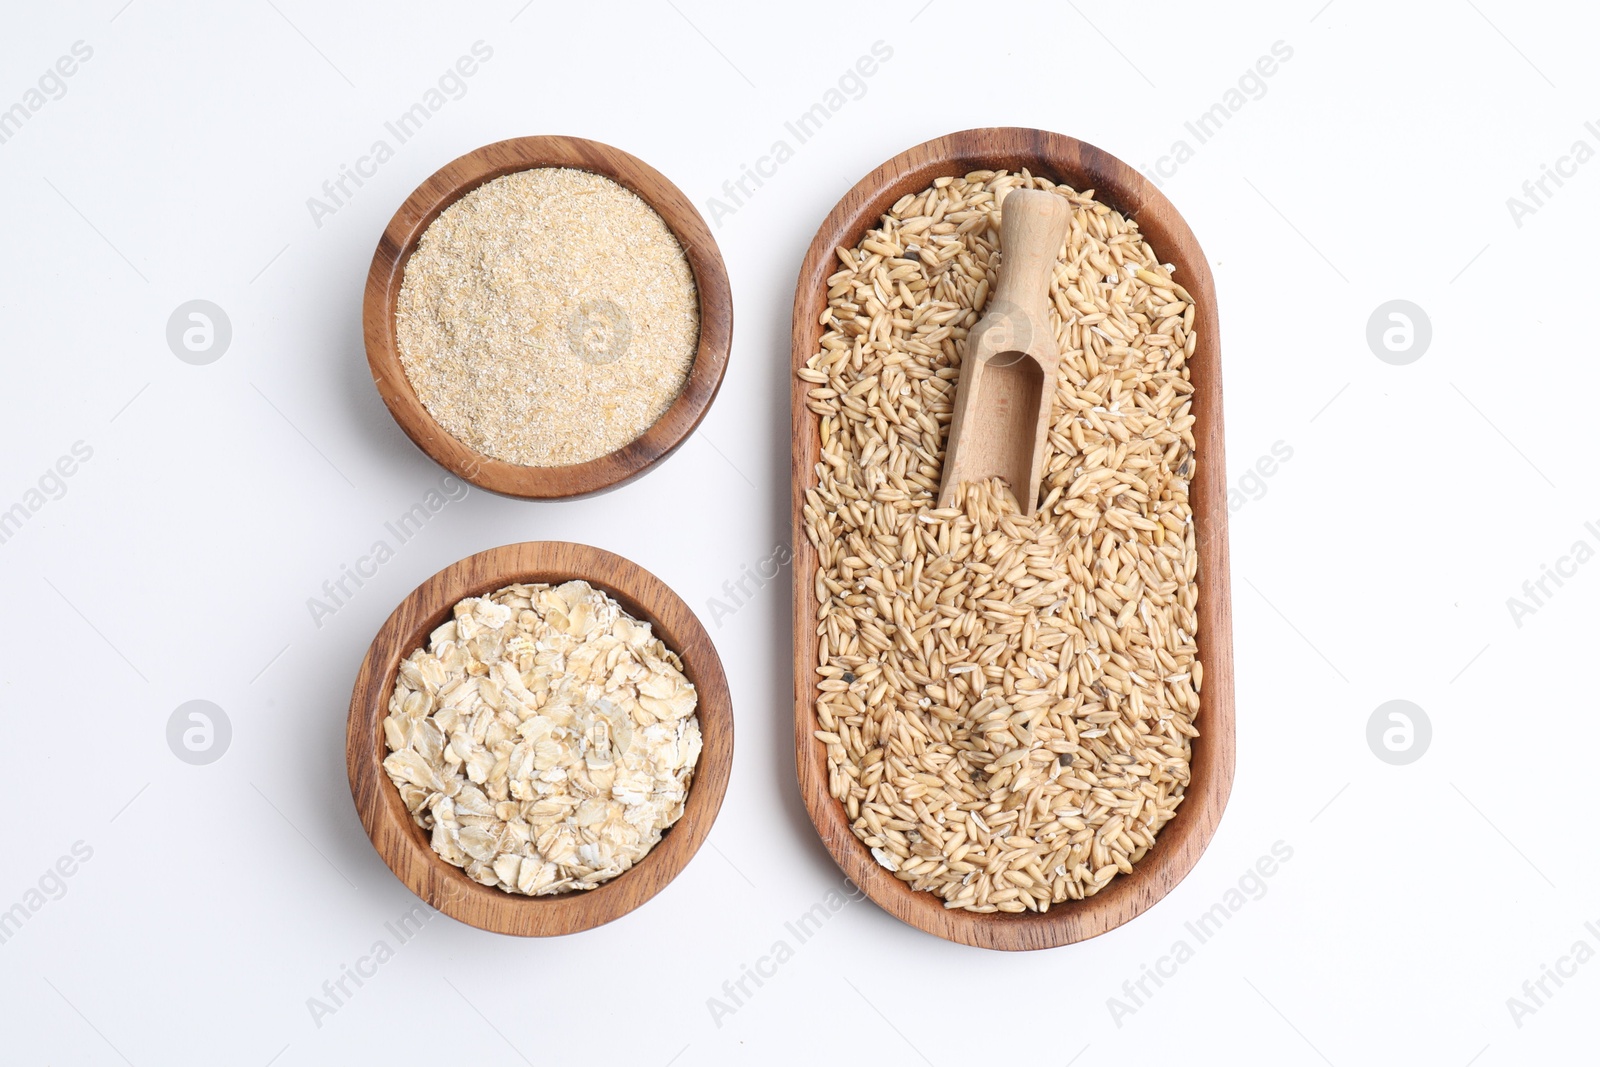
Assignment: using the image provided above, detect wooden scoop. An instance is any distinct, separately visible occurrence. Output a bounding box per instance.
[937,188,1072,516]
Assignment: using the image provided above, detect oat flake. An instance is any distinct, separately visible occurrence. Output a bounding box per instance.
[382,581,701,896]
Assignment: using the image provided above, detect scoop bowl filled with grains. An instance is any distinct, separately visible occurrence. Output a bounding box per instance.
[791,129,1236,950]
[347,542,733,936]
[364,136,733,499]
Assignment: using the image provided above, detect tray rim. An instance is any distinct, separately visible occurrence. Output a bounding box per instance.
[789,127,1235,950]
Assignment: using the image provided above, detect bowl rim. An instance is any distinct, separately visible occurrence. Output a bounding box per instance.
[362,135,734,500]
[346,540,734,935]
[790,127,1236,950]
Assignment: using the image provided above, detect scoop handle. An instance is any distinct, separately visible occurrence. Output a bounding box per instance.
[991,189,1072,312]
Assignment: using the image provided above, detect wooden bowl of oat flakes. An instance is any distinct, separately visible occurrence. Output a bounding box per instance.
[346,541,734,935]
[364,136,733,499]
[792,129,1236,950]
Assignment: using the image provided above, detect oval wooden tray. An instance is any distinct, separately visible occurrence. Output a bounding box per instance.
[347,541,734,936]
[790,128,1235,950]
[363,136,734,500]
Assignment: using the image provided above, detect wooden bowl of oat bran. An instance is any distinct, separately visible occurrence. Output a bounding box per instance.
[346,541,734,935]
[792,129,1236,950]
[363,136,733,499]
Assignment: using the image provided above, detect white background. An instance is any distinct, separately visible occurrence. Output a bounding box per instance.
[1,1,1595,1063]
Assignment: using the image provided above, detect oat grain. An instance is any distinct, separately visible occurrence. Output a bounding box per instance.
[801,172,1203,911]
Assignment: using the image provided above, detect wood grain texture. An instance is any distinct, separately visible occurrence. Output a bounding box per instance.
[938,188,1072,516]
[791,128,1235,951]
[363,136,733,500]
[347,541,734,936]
